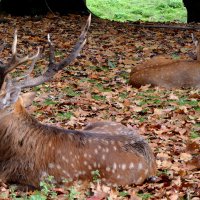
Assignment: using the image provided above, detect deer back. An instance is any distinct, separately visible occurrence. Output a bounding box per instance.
[0,103,157,187]
[130,60,200,89]
[130,36,200,89]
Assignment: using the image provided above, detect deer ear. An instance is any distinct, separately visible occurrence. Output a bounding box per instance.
[20,92,36,107]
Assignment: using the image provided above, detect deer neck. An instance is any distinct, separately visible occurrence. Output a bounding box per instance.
[0,98,77,148]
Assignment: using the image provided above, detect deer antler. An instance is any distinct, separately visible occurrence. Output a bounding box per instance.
[8,15,91,89]
[0,14,91,109]
[4,30,41,75]
[16,14,90,89]
[0,30,41,90]
[191,33,200,61]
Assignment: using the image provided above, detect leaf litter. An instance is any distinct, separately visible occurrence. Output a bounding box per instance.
[0,14,199,199]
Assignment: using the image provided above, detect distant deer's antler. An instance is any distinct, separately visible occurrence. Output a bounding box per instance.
[191,33,200,61]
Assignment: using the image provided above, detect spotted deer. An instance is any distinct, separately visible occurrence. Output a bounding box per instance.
[0,15,156,188]
[129,35,200,89]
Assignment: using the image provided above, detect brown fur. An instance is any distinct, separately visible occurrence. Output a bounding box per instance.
[0,98,156,188]
[130,57,200,88]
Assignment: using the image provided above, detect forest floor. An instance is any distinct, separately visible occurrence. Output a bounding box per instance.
[0,14,199,200]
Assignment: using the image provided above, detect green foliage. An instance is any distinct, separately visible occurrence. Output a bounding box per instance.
[190,130,200,139]
[119,190,129,197]
[87,0,186,22]
[44,98,57,106]
[137,192,153,200]
[29,191,47,200]
[92,94,106,101]
[91,170,101,183]
[39,176,57,199]
[57,111,73,120]
[63,87,81,97]
[68,187,79,200]
[9,186,18,200]
[108,60,116,68]
[119,91,129,99]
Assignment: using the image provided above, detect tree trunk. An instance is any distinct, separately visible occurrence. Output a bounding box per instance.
[183,0,200,23]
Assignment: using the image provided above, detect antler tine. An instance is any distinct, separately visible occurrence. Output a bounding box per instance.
[58,13,91,70]
[4,30,40,75]
[12,29,18,55]
[191,33,198,46]
[13,47,41,81]
[18,14,91,89]
[47,34,55,65]
[191,33,200,61]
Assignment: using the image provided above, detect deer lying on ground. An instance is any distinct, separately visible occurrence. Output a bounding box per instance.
[129,35,200,89]
[0,15,156,188]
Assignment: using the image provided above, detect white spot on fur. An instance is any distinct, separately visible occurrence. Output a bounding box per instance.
[71,163,74,168]
[106,167,110,172]
[84,161,88,165]
[138,162,143,170]
[41,171,48,179]
[117,175,121,179]
[94,149,98,154]
[83,153,87,158]
[62,170,68,175]
[102,155,106,160]
[48,163,55,169]
[56,164,61,170]
[121,164,126,170]
[129,162,134,169]
[113,163,117,170]
[105,148,109,153]
[62,156,69,163]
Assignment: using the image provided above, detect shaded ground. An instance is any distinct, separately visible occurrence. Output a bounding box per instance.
[0,14,199,199]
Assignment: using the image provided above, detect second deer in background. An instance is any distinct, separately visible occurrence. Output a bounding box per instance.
[130,35,200,89]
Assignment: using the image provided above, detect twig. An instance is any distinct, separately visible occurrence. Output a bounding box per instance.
[44,0,56,16]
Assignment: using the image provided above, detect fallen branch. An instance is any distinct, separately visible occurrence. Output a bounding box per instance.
[131,23,200,30]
